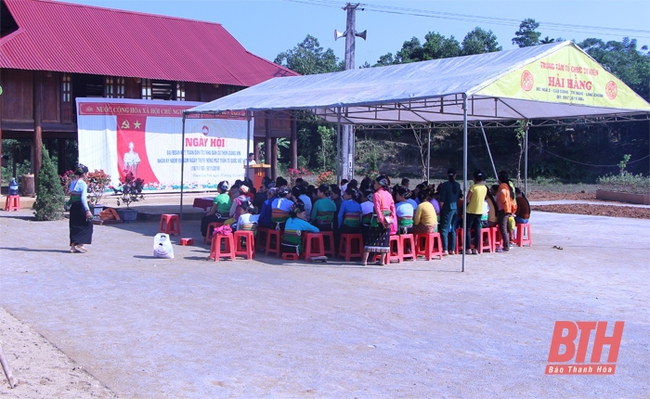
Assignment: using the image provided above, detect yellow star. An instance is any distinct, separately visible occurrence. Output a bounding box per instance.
[134,121,141,129]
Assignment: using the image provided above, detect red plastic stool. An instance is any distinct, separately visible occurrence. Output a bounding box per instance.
[303,232,325,258]
[514,223,533,247]
[282,252,301,261]
[400,234,416,262]
[205,221,224,244]
[320,231,336,257]
[256,227,269,251]
[387,235,403,263]
[4,195,20,211]
[159,214,181,236]
[415,232,443,260]
[478,228,493,253]
[455,228,465,253]
[209,233,235,261]
[265,229,282,257]
[338,233,364,261]
[492,227,515,250]
[234,230,255,259]
[180,238,194,246]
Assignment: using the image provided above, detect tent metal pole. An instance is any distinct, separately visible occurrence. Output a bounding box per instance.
[427,124,431,182]
[479,121,498,181]
[336,108,342,183]
[246,111,251,183]
[462,95,468,273]
[524,120,529,194]
[180,114,186,221]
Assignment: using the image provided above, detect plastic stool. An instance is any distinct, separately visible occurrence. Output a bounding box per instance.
[458,228,493,253]
[400,234,416,262]
[514,223,533,247]
[338,233,364,261]
[492,227,515,250]
[4,195,20,211]
[388,235,403,263]
[303,232,325,258]
[479,228,493,253]
[180,238,194,246]
[234,230,255,259]
[282,252,301,261]
[159,214,181,236]
[209,233,235,261]
[256,227,269,251]
[320,231,336,257]
[415,232,443,261]
[205,221,224,244]
[265,229,282,257]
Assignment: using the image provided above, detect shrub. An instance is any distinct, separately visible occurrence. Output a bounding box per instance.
[86,169,111,206]
[315,170,335,186]
[287,167,311,186]
[110,171,144,208]
[33,146,65,221]
[597,173,650,195]
[59,169,76,195]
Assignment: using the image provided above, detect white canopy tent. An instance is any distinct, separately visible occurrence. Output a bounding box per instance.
[184,41,650,270]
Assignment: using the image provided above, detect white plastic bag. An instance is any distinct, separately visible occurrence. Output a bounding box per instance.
[153,233,174,259]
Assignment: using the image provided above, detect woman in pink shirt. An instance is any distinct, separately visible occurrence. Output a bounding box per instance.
[362,175,397,266]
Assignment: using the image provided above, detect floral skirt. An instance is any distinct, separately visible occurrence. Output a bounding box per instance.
[364,225,390,253]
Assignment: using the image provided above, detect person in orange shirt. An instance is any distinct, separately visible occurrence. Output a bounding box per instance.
[496,171,516,252]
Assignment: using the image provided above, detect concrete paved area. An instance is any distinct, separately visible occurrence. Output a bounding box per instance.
[0,204,648,398]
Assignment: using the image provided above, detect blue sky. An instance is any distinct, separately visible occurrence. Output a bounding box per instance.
[63,0,650,67]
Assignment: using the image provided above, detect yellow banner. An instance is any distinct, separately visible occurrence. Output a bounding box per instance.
[477,45,650,111]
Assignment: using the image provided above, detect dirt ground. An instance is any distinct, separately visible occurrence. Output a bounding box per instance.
[529,190,650,219]
[0,194,648,398]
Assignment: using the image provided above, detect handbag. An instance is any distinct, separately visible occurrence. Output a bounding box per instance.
[378,192,394,229]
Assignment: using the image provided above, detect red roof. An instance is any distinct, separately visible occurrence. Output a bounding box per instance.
[0,0,297,86]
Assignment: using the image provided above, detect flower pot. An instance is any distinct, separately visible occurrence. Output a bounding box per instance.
[116,208,138,223]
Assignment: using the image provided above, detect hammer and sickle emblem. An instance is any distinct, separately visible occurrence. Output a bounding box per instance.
[121,120,130,129]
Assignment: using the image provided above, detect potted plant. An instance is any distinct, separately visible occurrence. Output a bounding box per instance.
[87,169,112,216]
[110,171,145,222]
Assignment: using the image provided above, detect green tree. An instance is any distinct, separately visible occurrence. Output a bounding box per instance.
[422,32,461,59]
[579,37,650,100]
[461,27,502,55]
[316,125,336,172]
[374,53,396,66]
[274,35,343,75]
[394,37,425,64]
[33,146,65,221]
[512,18,542,48]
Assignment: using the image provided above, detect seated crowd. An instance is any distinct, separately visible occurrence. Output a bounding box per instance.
[200,170,531,262]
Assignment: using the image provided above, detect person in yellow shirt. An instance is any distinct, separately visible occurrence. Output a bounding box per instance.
[413,189,438,234]
[464,170,488,254]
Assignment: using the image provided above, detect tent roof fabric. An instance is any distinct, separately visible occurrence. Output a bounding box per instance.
[186,41,650,124]
[0,0,296,86]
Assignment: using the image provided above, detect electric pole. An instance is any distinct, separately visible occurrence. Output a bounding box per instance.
[335,3,366,182]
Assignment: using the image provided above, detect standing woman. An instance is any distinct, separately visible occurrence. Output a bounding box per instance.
[363,175,396,266]
[496,171,516,252]
[438,168,462,255]
[68,164,93,253]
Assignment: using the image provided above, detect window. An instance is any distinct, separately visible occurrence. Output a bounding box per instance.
[116,77,125,98]
[104,77,114,98]
[142,79,152,100]
[176,82,185,101]
[62,74,71,102]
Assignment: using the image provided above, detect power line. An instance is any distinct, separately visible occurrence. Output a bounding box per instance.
[529,144,650,168]
[283,0,650,39]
